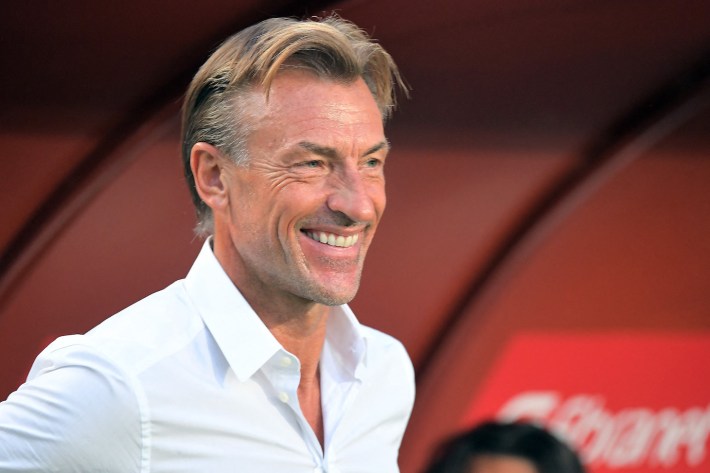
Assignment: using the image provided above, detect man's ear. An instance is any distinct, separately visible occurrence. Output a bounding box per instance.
[190,142,230,213]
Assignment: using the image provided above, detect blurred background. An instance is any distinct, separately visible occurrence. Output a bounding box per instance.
[1,1,709,472]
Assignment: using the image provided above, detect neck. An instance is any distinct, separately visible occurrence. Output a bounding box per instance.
[249,288,329,449]
[211,231,331,373]
[211,231,329,446]
[265,306,329,378]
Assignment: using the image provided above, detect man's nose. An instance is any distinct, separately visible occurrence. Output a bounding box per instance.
[326,168,378,224]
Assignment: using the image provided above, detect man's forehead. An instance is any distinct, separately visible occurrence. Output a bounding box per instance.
[244,71,381,115]
[241,72,385,148]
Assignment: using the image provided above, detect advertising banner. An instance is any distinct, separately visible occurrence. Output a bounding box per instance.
[464,333,710,472]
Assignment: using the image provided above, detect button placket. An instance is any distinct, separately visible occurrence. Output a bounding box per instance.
[268,352,298,406]
[266,351,326,464]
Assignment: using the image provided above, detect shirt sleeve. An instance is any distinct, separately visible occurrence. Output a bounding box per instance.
[0,337,146,472]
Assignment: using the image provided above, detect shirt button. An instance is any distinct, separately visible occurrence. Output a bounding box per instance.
[280,356,293,367]
[278,391,289,403]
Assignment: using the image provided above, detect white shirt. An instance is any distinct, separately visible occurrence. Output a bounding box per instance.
[0,240,415,472]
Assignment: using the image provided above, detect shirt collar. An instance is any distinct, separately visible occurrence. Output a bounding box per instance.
[324,304,368,382]
[183,238,368,382]
[184,238,281,382]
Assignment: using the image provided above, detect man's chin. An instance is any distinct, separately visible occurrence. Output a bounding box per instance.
[303,278,361,306]
[310,287,358,306]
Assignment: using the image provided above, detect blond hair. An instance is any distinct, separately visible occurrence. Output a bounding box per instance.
[181,15,407,236]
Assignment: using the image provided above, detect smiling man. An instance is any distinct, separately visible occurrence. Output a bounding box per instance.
[0,15,415,473]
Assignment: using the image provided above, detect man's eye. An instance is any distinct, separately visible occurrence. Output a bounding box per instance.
[365,158,382,168]
[301,160,322,168]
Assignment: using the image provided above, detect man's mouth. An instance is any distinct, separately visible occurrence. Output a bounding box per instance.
[302,230,359,248]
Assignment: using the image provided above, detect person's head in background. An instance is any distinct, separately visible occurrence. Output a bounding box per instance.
[423,420,587,473]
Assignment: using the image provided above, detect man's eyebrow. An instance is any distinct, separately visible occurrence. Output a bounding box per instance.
[299,141,339,159]
[298,140,390,159]
[364,140,390,156]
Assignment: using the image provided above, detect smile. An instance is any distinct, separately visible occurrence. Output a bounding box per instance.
[303,231,359,248]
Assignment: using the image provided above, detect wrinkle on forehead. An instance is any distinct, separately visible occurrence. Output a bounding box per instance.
[238,71,385,162]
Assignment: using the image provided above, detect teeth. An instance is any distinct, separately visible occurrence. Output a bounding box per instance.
[306,231,359,248]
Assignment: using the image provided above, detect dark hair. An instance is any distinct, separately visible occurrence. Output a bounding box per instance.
[423,421,586,473]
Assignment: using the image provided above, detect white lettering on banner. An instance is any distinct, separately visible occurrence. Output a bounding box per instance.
[496,392,710,469]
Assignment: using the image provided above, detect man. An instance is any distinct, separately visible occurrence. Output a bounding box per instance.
[0,15,415,472]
